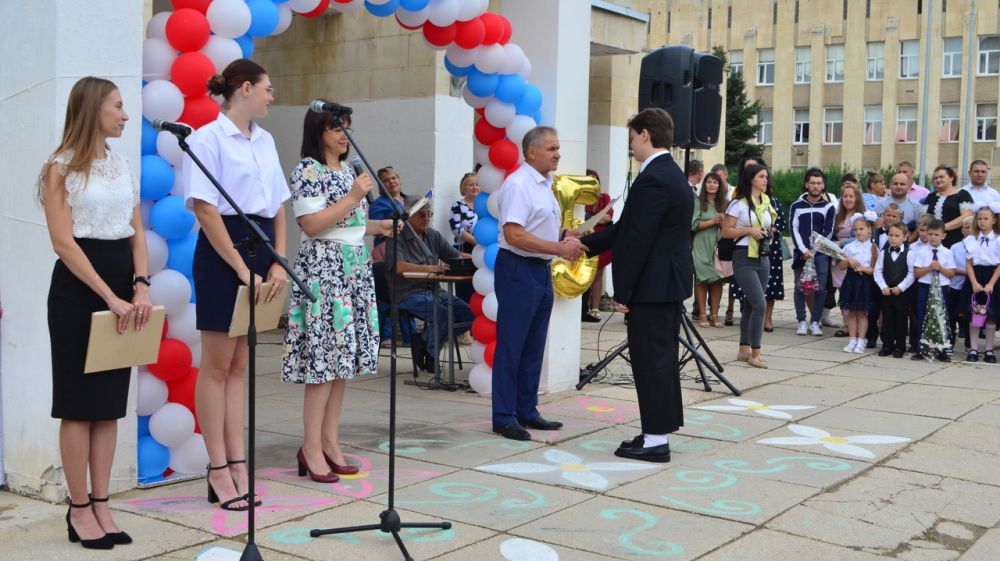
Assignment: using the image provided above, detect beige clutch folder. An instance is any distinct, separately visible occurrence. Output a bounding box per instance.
[229,282,289,338]
[84,306,166,374]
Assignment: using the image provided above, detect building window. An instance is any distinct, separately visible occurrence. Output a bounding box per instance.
[979,36,1000,75]
[825,45,845,82]
[977,104,998,141]
[757,109,773,145]
[793,108,810,144]
[942,38,962,78]
[940,104,960,142]
[824,107,844,144]
[896,105,918,143]
[900,40,920,79]
[795,47,811,83]
[729,50,743,75]
[866,42,884,80]
[757,49,775,85]
[864,106,882,144]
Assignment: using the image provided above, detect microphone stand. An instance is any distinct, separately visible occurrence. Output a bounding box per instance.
[173,130,315,561]
[307,113,451,561]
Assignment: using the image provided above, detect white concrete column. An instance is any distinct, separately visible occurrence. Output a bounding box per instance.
[501,0,592,393]
[0,0,144,499]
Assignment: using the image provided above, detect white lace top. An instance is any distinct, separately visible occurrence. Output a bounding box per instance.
[44,149,139,240]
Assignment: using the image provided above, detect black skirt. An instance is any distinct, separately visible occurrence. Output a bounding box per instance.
[48,238,134,420]
[193,214,276,332]
[839,269,874,311]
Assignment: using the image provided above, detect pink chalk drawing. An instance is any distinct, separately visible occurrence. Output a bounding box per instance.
[538,396,640,424]
[259,452,441,499]
[123,482,338,537]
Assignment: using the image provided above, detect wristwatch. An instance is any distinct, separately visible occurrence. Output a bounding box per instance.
[133,275,151,287]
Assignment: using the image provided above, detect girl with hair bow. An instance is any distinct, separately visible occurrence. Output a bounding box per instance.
[838,211,880,352]
[962,202,1000,362]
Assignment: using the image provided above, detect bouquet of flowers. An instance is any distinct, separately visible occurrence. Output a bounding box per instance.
[920,273,951,360]
[810,232,848,260]
[797,257,820,294]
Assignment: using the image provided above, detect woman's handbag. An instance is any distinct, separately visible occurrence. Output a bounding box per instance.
[971,293,991,328]
[713,247,733,278]
[716,236,736,261]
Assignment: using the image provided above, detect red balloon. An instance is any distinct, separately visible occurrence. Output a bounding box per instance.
[167,367,198,414]
[396,13,422,30]
[455,18,486,49]
[480,12,503,45]
[149,338,192,382]
[423,22,457,47]
[179,96,221,129]
[302,0,331,17]
[489,139,519,170]
[469,292,485,316]
[474,107,485,117]
[165,8,211,53]
[171,0,211,13]
[162,467,174,477]
[498,15,513,44]
[474,118,505,145]
[484,341,496,368]
[171,52,215,97]
[471,316,497,344]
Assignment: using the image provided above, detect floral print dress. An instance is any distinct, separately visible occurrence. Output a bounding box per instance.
[282,158,379,383]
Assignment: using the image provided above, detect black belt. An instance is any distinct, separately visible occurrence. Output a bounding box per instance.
[500,248,550,266]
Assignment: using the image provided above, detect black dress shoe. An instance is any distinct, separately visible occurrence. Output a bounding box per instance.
[521,417,563,430]
[892,350,905,358]
[619,434,644,449]
[493,423,531,441]
[878,347,893,357]
[582,313,600,323]
[614,443,670,463]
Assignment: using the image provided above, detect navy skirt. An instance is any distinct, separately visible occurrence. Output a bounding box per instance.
[193,214,276,332]
[839,269,874,311]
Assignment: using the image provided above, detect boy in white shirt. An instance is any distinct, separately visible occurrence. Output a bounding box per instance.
[911,219,955,361]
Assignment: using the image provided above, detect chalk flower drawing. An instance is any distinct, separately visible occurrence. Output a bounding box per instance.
[757,424,910,459]
[693,398,815,420]
[476,449,657,490]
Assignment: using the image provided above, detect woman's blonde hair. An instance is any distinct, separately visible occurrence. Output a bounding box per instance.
[459,172,477,197]
[38,76,118,204]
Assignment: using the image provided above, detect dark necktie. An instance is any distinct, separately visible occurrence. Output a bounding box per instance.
[982,236,990,246]
[932,248,939,277]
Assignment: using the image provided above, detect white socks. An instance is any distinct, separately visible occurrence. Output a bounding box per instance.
[643,433,668,448]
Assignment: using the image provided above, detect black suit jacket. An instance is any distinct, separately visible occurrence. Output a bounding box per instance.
[581,153,694,306]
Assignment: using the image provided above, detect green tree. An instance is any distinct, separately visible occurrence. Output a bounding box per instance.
[713,46,763,168]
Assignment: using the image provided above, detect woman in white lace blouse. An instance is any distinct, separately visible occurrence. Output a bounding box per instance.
[40,77,152,550]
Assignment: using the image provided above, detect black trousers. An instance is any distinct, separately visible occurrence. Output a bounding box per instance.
[881,291,910,352]
[627,302,684,434]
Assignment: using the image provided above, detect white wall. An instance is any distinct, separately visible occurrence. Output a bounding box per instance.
[0,0,143,499]
[587,124,631,296]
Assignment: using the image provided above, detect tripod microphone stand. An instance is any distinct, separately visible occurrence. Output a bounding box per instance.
[306,112,451,561]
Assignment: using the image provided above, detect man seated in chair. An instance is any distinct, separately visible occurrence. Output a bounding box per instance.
[384,207,474,372]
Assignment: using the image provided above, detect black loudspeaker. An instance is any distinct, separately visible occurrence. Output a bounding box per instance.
[638,46,723,149]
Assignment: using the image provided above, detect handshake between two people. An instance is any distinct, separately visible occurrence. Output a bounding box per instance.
[558,229,588,261]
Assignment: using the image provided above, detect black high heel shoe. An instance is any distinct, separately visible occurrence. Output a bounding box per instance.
[206,464,249,511]
[66,501,113,549]
[89,495,132,545]
[227,459,262,506]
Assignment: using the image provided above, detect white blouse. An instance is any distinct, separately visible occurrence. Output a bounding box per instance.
[964,232,1000,266]
[182,113,290,217]
[726,198,773,247]
[43,149,138,240]
[842,239,876,268]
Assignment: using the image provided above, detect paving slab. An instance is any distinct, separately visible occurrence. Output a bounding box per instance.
[451,415,611,444]
[258,411,437,446]
[959,403,1000,428]
[845,383,999,420]
[959,528,1000,561]
[925,420,1000,455]
[781,372,900,394]
[816,361,936,382]
[770,344,870,363]
[698,528,891,561]
[429,534,620,561]
[914,367,1000,391]
[741,354,841,374]
[350,424,545,469]
[689,362,805,389]
[160,540,307,561]
[675,409,789,442]
[537,395,643,424]
[791,406,949,444]
[752,420,918,463]
[887,441,1000,486]
[679,442,871,489]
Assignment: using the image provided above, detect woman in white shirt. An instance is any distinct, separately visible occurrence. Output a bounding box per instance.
[183,59,290,511]
[41,77,151,549]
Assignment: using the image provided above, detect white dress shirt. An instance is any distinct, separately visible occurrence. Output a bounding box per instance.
[911,243,954,284]
[962,183,1000,206]
[639,150,669,173]
[496,163,560,259]
[182,113,290,217]
[874,244,916,291]
[966,231,1000,266]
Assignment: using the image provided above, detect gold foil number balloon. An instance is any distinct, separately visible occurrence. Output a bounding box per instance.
[551,174,602,298]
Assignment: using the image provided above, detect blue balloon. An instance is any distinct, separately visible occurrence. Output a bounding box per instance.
[399,0,429,10]
[167,232,198,277]
[444,56,472,77]
[141,119,157,156]
[365,0,400,17]
[515,84,543,116]
[273,0,288,3]
[138,415,151,438]
[235,34,255,59]
[246,0,280,37]
[484,243,500,270]
[473,192,490,218]
[473,216,499,246]
[137,436,170,480]
[533,110,543,125]
[150,196,196,240]
[140,154,175,201]
[467,69,500,97]
[495,74,526,104]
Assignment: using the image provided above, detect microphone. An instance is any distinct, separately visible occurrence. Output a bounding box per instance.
[309,100,354,116]
[151,119,192,139]
[350,156,376,205]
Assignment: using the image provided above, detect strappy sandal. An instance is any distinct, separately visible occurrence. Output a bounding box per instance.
[89,495,132,544]
[227,459,262,506]
[206,464,248,511]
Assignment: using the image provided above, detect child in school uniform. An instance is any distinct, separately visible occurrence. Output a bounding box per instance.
[964,205,1000,362]
[867,203,904,347]
[949,217,973,353]
[907,214,935,353]
[839,211,879,352]
[912,219,956,361]
[875,222,915,358]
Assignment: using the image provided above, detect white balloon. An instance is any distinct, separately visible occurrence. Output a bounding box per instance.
[199,36,243,74]
[445,44,479,68]
[140,200,153,226]
[272,3,294,35]
[166,303,200,346]
[477,163,504,194]
[142,80,184,123]
[468,362,492,395]
[331,0,363,13]
[487,190,501,218]
[168,433,210,474]
[506,115,536,149]
[455,0,481,21]
[478,0,489,16]
[483,291,498,321]
[470,340,486,363]
[474,142,490,168]
[475,44,506,74]
[471,244,486,268]
[189,341,202,367]
[149,269,192,316]
[142,38,177,82]
[149,403,196,448]
[288,0,322,12]
[427,0,460,27]
[146,11,171,40]
[396,5,429,27]
[484,99,516,128]
[170,170,186,198]
[518,58,533,79]
[501,43,526,74]
[473,267,494,295]
[206,0,252,39]
[146,230,169,274]
[462,85,491,109]
[156,130,184,168]
[137,371,168,416]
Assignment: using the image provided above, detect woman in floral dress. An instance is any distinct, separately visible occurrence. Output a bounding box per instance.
[282,105,393,482]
